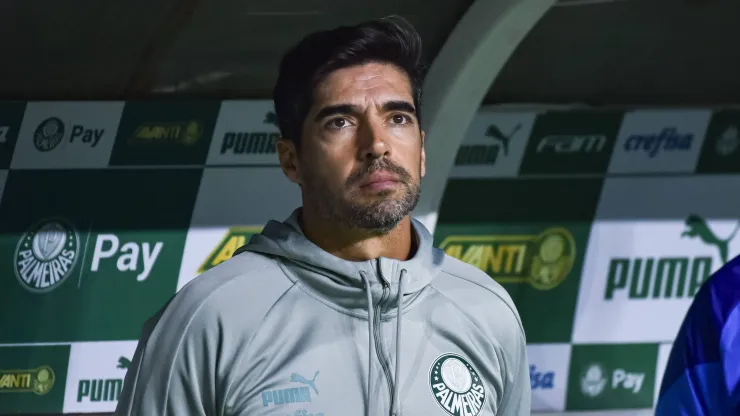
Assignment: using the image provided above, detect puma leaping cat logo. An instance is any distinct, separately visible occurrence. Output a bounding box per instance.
[290,371,319,395]
[117,356,131,370]
[485,123,522,156]
[264,111,278,127]
[681,214,740,264]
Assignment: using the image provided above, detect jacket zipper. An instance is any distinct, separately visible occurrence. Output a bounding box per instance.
[373,273,395,413]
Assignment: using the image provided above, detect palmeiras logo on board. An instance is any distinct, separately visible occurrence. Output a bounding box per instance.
[34,117,66,152]
[14,218,80,293]
[429,353,486,416]
[580,364,607,398]
[715,126,740,156]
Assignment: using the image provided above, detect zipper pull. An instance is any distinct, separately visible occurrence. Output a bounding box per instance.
[376,258,390,286]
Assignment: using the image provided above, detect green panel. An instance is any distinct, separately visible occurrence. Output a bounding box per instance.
[566,344,658,411]
[0,101,26,169]
[519,110,623,175]
[109,101,220,165]
[434,222,590,343]
[438,178,604,223]
[0,169,202,343]
[696,110,740,173]
[0,345,70,414]
[436,178,602,342]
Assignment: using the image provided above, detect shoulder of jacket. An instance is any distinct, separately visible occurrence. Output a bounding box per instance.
[151,251,293,335]
[434,251,524,335]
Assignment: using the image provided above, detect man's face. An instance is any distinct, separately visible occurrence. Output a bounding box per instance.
[282,62,426,232]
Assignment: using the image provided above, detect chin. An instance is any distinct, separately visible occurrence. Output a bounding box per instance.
[357,187,400,200]
[355,214,404,233]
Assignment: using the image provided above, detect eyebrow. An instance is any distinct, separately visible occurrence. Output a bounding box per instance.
[313,100,417,122]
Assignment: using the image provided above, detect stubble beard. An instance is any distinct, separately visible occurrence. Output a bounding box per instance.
[343,183,421,233]
[303,161,421,234]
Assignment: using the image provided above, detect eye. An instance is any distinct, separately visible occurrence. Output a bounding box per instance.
[391,114,411,125]
[326,118,349,129]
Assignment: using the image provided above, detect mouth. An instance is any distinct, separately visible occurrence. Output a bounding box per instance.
[358,171,402,191]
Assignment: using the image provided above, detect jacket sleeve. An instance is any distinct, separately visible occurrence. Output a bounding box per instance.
[655,276,740,415]
[497,324,531,415]
[115,296,221,416]
[655,317,735,415]
[724,315,740,414]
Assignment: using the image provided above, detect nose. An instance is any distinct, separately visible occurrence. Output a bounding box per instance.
[358,119,390,160]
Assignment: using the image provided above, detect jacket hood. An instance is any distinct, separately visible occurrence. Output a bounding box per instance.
[233,208,445,315]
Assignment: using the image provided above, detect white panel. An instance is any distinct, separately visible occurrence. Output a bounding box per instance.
[608,109,710,174]
[206,100,279,166]
[62,341,138,413]
[528,344,571,412]
[573,176,740,343]
[11,102,123,169]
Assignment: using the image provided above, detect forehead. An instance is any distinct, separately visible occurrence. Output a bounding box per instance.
[312,62,414,107]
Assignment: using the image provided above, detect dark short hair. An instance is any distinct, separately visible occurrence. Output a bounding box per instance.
[273,16,426,150]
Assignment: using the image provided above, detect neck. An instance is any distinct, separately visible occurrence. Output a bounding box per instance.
[299,205,415,262]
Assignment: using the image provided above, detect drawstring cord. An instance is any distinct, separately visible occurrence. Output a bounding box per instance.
[391,269,408,416]
[361,269,408,416]
[360,271,374,416]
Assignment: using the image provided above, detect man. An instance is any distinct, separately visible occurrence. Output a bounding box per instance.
[655,255,740,415]
[116,16,529,416]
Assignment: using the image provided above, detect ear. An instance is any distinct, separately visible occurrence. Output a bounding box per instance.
[420,130,426,178]
[277,138,302,185]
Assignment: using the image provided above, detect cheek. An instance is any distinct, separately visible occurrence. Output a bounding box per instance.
[301,149,349,185]
[401,145,423,178]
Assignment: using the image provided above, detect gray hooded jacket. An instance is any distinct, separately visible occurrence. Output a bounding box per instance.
[115,209,530,416]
